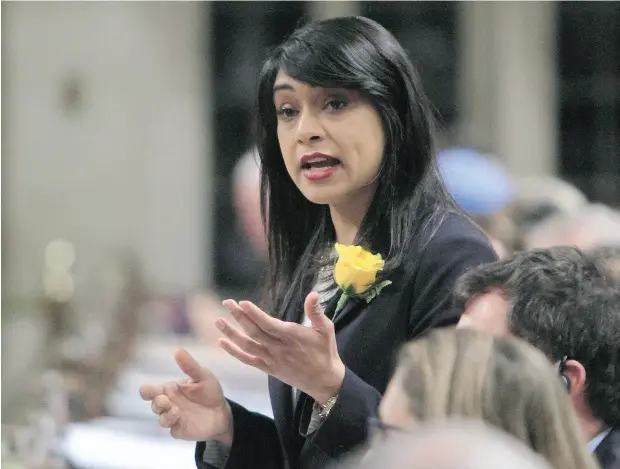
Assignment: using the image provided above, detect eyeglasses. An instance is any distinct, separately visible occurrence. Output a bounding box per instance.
[367,417,407,442]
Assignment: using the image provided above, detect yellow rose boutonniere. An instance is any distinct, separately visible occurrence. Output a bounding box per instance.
[333,243,392,314]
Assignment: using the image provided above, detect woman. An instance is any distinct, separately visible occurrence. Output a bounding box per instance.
[374,328,600,469]
[139,16,496,469]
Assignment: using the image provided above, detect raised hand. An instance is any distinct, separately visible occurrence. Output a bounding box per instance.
[138,348,233,444]
[217,291,346,405]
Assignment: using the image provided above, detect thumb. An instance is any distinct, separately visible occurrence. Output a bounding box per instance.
[174,348,210,383]
[304,291,329,332]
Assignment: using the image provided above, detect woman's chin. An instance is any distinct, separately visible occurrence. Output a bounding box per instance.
[299,187,343,206]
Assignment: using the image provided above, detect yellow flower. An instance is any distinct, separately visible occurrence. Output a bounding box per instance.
[334,243,385,295]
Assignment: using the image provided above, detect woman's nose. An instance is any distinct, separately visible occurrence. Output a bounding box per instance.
[296,111,324,145]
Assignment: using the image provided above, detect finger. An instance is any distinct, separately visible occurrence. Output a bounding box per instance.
[159,407,180,428]
[222,300,268,336]
[139,384,164,401]
[163,381,184,399]
[216,318,271,358]
[304,291,331,334]
[219,338,270,373]
[237,300,288,338]
[170,425,184,440]
[222,299,244,317]
[224,300,281,344]
[151,395,172,415]
[174,348,209,383]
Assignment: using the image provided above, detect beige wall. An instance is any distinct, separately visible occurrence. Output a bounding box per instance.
[308,1,361,20]
[458,2,558,176]
[2,2,212,300]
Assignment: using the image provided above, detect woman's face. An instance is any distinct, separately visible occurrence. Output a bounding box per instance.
[273,71,384,209]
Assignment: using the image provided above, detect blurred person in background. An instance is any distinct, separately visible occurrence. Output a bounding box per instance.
[455,246,620,469]
[372,328,598,469]
[438,147,517,258]
[231,147,267,260]
[344,421,554,469]
[509,175,589,248]
[524,203,620,251]
[189,147,266,344]
[588,245,620,286]
[140,16,496,469]
[215,145,268,292]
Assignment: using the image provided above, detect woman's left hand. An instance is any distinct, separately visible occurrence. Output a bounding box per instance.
[216,291,345,405]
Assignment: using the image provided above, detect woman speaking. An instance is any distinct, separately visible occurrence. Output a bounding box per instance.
[139,16,496,469]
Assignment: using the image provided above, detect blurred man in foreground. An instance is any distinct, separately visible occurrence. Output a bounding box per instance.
[344,420,553,469]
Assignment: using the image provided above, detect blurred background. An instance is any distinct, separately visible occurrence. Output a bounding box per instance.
[1,2,619,468]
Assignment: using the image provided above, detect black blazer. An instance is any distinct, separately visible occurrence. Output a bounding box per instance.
[196,213,497,469]
[595,427,620,469]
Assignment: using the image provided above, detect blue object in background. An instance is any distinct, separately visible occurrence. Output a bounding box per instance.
[438,148,513,216]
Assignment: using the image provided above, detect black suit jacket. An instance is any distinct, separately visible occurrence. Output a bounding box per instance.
[595,427,620,469]
[196,213,497,469]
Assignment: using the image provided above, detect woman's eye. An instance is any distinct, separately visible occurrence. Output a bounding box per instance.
[276,106,298,120]
[325,98,348,111]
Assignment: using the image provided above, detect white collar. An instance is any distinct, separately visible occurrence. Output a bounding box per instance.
[588,428,611,452]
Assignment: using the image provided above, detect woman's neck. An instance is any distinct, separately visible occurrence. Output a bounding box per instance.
[329,192,373,246]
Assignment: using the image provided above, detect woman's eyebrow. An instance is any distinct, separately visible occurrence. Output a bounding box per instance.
[273,83,295,93]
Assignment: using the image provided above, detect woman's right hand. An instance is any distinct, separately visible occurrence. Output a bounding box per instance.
[139,348,233,445]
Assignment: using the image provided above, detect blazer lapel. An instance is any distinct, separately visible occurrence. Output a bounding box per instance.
[332,276,399,330]
[332,296,363,328]
[269,375,291,425]
[322,286,362,328]
[268,375,297,462]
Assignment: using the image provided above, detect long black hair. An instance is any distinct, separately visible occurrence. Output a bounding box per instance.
[256,16,458,316]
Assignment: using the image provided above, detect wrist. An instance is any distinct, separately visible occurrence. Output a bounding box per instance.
[313,361,345,406]
[212,401,234,447]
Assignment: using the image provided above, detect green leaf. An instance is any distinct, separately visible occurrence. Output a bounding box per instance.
[335,292,350,314]
[375,280,393,291]
[364,290,377,303]
[360,280,392,304]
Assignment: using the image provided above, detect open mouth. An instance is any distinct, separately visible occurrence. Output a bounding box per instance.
[301,156,342,170]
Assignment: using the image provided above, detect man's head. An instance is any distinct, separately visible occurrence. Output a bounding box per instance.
[455,246,620,434]
[232,147,267,257]
[524,204,620,251]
